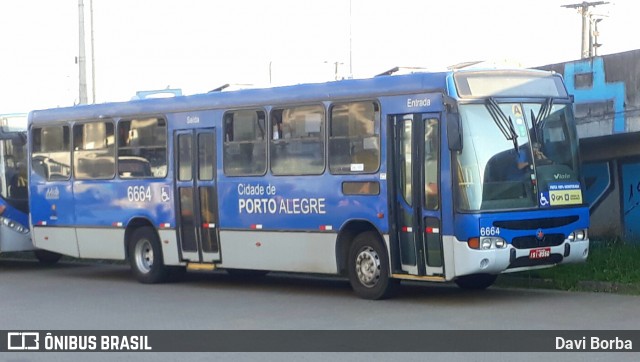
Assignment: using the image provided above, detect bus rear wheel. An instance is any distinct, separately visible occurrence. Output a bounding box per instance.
[128,227,169,284]
[347,231,398,300]
[34,249,62,265]
[454,273,497,290]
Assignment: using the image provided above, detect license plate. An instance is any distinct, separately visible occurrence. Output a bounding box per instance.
[529,247,551,259]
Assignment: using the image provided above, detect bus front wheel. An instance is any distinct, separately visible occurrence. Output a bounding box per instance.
[454,273,497,290]
[128,227,169,284]
[347,231,398,300]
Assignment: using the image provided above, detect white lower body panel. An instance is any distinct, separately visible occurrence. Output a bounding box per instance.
[217,231,338,274]
[76,228,125,260]
[32,227,79,257]
[158,229,181,266]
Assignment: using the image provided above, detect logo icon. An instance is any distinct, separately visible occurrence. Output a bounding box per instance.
[536,229,545,241]
[7,332,39,350]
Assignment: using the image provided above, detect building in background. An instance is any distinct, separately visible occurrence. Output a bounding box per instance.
[538,49,640,242]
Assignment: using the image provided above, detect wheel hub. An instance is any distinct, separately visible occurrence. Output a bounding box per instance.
[135,239,154,273]
[355,246,381,287]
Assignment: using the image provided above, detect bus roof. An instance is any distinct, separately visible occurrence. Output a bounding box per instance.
[29,69,559,124]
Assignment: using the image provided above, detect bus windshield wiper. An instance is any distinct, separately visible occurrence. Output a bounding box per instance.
[533,97,553,130]
[529,97,553,142]
[485,97,519,152]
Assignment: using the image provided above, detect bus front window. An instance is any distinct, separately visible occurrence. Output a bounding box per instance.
[455,102,581,211]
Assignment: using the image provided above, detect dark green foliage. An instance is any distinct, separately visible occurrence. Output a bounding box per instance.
[498,240,640,294]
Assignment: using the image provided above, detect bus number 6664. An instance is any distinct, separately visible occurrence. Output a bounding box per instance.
[127,185,152,202]
[480,226,500,236]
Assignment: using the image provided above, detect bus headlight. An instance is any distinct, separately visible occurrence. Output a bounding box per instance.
[479,237,508,250]
[0,216,29,234]
[568,229,588,242]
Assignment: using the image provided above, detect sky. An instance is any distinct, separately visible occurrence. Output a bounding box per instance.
[1,0,638,112]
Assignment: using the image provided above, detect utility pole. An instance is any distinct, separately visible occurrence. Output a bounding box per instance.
[348,0,353,79]
[90,0,96,103]
[78,0,88,104]
[324,61,344,80]
[562,1,609,59]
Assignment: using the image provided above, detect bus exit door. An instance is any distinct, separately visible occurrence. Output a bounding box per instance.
[174,128,221,263]
[391,114,444,277]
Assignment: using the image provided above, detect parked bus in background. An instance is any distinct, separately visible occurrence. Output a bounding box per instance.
[0,113,60,263]
[27,69,589,299]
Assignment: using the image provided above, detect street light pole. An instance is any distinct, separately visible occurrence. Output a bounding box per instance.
[78,0,88,105]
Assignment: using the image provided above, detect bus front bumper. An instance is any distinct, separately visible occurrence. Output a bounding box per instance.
[451,238,590,278]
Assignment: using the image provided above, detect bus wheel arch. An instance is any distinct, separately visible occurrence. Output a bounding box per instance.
[123,218,155,260]
[125,220,169,284]
[346,230,398,299]
[335,221,398,299]
[335,220,380,276]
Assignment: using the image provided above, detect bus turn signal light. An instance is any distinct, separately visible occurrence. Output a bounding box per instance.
[468,237,480,249]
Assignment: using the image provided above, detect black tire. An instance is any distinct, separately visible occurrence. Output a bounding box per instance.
[128,227,169,284]
[347,231,398,300]
[454,273,497,290]
[34,249,62,265]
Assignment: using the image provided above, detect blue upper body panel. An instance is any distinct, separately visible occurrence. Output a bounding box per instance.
[29,72,452,124]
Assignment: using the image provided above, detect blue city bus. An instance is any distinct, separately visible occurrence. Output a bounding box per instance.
[0,114,60,263]
[27,69,589,299]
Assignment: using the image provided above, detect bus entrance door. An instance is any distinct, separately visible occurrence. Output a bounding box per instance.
[391,114,444,277]
[174,128,221,263]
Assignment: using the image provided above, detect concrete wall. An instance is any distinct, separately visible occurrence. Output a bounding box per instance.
[538,49,640,242]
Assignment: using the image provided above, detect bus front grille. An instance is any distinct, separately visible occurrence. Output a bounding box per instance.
[511,234,565,249]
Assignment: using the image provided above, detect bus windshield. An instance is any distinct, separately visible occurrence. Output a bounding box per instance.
[455,101,581,211]
[0,115,29,211]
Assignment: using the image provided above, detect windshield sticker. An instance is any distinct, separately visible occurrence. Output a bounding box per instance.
[539,192,551,208]
[548,182,583,206]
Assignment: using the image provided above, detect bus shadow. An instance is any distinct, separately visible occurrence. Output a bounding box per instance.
[1,255,560,303]
[182,271,355,297]
[0,256,92,271]
[394,280,561,304]
[181,271,555,304]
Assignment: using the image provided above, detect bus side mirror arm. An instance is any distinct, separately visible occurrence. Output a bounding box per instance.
[447,112,463,152]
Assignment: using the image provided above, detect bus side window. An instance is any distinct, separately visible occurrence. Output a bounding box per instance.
[73,121,115,179]
[31,126,71,181]
[329,101,380,174]
[117,118,167,178]
[223,109,267,176]
[270,105,325,176]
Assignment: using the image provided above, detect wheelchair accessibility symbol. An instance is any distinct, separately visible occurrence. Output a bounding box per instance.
[539,192,550,207]
[161,187,171,202]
